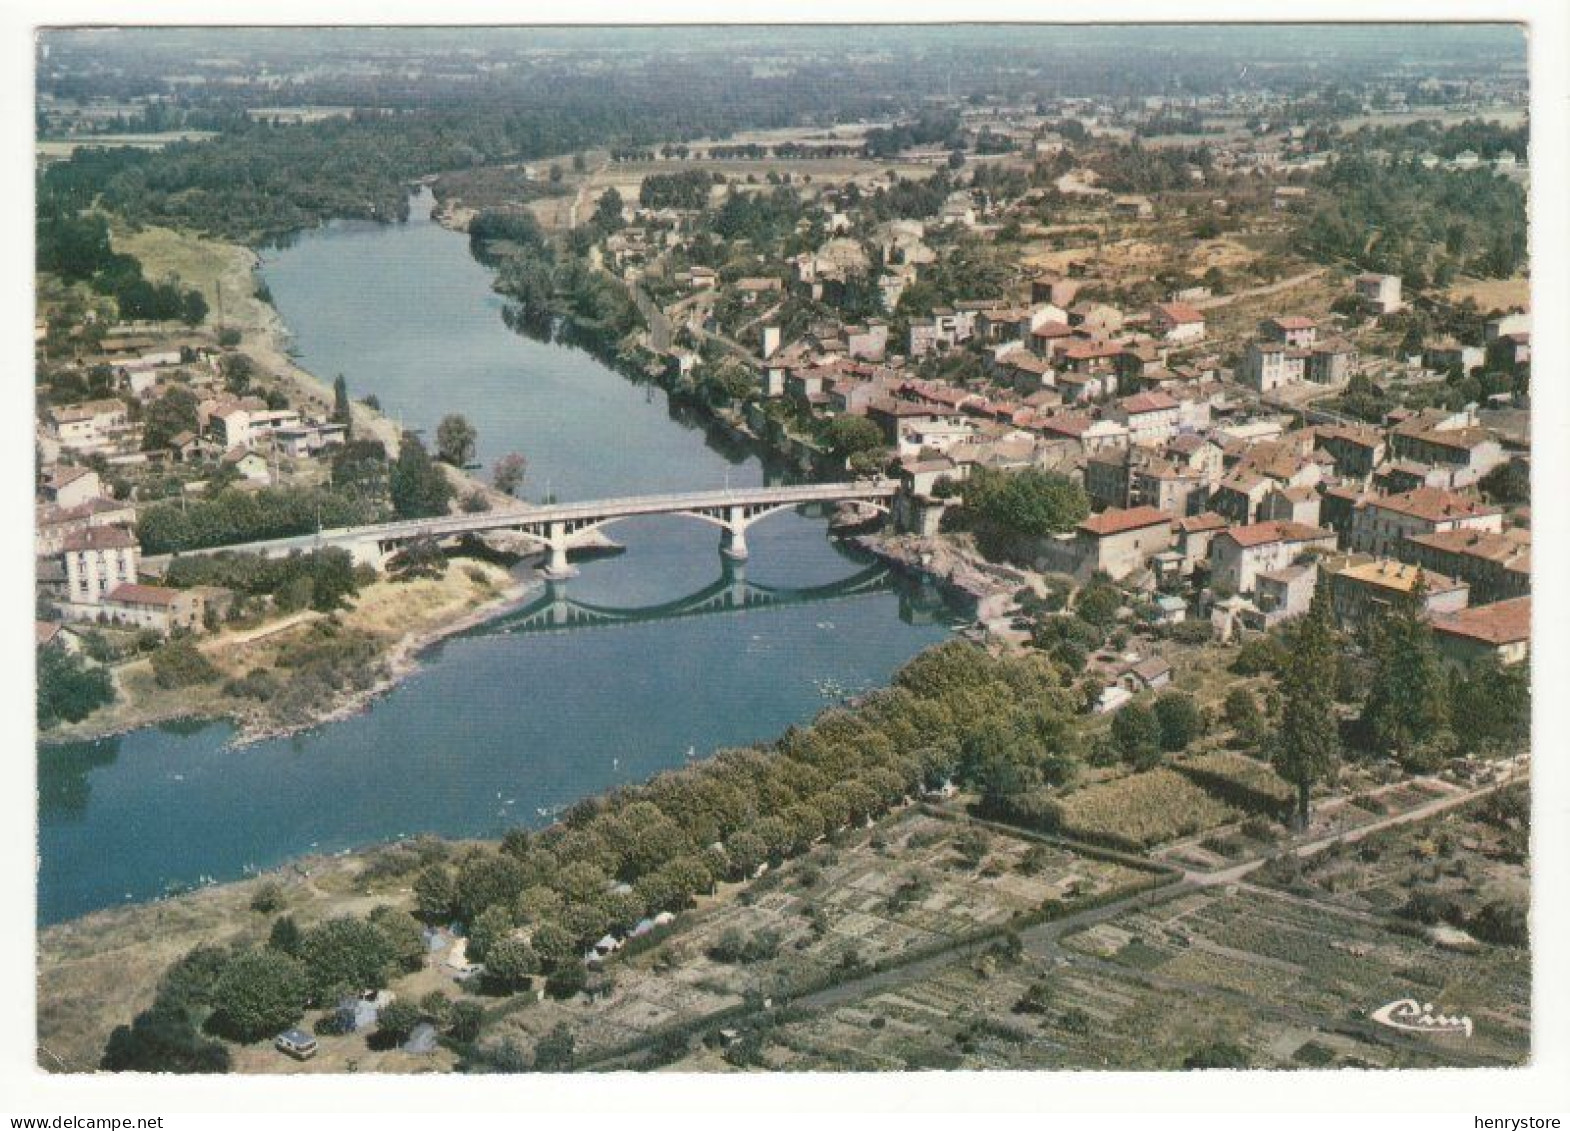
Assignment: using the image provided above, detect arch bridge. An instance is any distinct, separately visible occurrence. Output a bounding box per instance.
[147,481,899,578]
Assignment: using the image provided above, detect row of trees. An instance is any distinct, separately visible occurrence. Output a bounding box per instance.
[399,641,1079,1003]
[137,485,381,556]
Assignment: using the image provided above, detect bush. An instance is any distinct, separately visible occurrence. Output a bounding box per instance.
[706,927,781,965]
[1468,899,1528,947]
[150,639,219,689]
[250,881,285,914]
[1230,634,1288,676]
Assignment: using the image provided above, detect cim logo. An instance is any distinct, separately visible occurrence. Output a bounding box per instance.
[1370,998,1474,1038]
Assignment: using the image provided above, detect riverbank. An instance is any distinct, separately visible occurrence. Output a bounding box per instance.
[854,531,1029,626]
[42,559,536,749]
[47,224,536,746]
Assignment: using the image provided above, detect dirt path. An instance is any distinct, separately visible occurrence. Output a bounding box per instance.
[1193,267,1327,310]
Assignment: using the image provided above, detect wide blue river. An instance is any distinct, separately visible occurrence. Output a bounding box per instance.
[36,189,957,926]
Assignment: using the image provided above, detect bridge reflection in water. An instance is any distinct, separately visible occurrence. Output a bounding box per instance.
[468,557,954,640]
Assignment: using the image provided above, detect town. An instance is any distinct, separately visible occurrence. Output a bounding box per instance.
[32,26,1531,1080]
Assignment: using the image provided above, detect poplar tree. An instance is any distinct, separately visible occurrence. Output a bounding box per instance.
[1273,579,1341,827]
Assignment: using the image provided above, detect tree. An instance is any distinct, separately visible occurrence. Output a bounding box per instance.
[455,852,528,922]
[961,467,1090,547]
[1154,692,1202,752]
[332,374,352,434]
[150,639,219,689]
[267,915,303,957]
[180,289,210,327]
[1111,702,1163,770]
[591,187,625,233]
[436,414,478,467]
[1274,582,1342,826]
[331,438,389,502]
[101,1002,230,1073]
[369,905,427,972]
[449,1000,484,1043]
[529,921,577,973]
[142,387,199,452]
[484,937,541,991]
[824,415,884,460]
[37,645,114,728]
[1479,461,1528,505]
[298,917,395,1001]
[375,999,422,1047]
[492,451,528,497]
[1452,657,1530,756]
[390,432,453,519]
[207,949,308,1043]
[1359,579,1451,765]
[412,864,456,923]
[467,905,515,963]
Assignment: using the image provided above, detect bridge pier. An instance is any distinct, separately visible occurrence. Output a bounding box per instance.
[720,506,750,562]
[541,522,578,580]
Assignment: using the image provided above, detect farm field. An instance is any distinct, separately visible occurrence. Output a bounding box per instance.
[1059,885,1527,1066]
[479,808,1156,1063]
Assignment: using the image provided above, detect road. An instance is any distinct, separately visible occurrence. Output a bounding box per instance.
[1193,266,1328,311]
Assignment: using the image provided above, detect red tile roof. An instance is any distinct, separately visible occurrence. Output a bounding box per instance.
[61,526,138,553]
[1218,520,1331,549]
[1153,302,1204,325]
[1178,512,1228,534]
[1078,506,1171,537]
[1119,391,1179,415]
[1431,596,1531,646]
[106,583,184,608]
[1363,487,1501,524]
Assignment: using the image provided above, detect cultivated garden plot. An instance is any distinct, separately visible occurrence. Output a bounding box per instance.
[703,936,1464,1072]
[1059,885,1528,1065]
[482,809,1149,1060]
[1255,785,1529,934]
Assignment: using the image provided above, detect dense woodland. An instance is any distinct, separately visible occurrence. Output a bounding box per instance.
[1296,150,1528,282]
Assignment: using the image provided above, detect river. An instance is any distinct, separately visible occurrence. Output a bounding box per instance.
[36,189,958,927]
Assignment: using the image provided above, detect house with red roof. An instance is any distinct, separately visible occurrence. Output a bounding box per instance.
[1109,390,1181,445]
[1260,316,1318,349]
[1150,302,1206,344]
[1072,506,1175,580]
[1210,520,1337,595]
[1431,596,1531,668]
[1348,487,1504,558]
